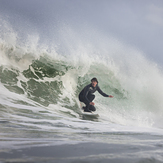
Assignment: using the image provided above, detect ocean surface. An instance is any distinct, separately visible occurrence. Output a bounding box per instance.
[1,2,163,162]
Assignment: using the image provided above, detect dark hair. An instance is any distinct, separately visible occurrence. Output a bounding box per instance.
[91,77,98,83]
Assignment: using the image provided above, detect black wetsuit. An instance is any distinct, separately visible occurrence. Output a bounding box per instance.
[79,83,109,112]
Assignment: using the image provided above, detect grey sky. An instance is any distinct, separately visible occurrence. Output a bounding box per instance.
[0,0,163,66]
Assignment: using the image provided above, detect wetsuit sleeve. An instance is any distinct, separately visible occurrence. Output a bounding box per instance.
[97,86,109,97]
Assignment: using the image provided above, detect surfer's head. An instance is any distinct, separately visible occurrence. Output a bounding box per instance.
[91,77,98,87]
[91,77,98,83]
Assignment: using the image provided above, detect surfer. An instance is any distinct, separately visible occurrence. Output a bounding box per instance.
[79,77,113,112]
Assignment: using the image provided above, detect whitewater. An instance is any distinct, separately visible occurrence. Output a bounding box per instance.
[1,7,163,163]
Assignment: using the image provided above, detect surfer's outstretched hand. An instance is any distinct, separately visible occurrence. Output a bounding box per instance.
[109,95,114,98]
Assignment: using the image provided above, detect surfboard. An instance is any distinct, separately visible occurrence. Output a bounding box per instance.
[81,111,99,117]
[79,101,99,118]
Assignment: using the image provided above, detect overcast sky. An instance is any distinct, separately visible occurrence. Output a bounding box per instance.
[0,0,163,66]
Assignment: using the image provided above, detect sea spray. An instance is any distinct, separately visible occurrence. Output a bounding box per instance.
[1,17,163,128]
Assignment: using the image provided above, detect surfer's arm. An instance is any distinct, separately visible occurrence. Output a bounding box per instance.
[97,86,108,97]
[97,86,113,97]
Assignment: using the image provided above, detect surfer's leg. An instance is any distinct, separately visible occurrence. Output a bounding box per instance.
[84,104,96,112]
[86,94,96,111]
[81,99,91,112]
[80,94,95,112]
[83,94,95,112]
[84,102,91,112]
[88,94,95,102]
[79,98,90,112]
[89,105,96,111]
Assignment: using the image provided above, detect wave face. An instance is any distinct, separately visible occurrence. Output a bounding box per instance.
[1,21,163,130]
[1,4,163,131]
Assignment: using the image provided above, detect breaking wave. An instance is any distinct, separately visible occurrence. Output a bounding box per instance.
[1,18,163,129]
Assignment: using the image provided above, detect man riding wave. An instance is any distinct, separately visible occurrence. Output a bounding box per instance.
[79,78,113,112]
